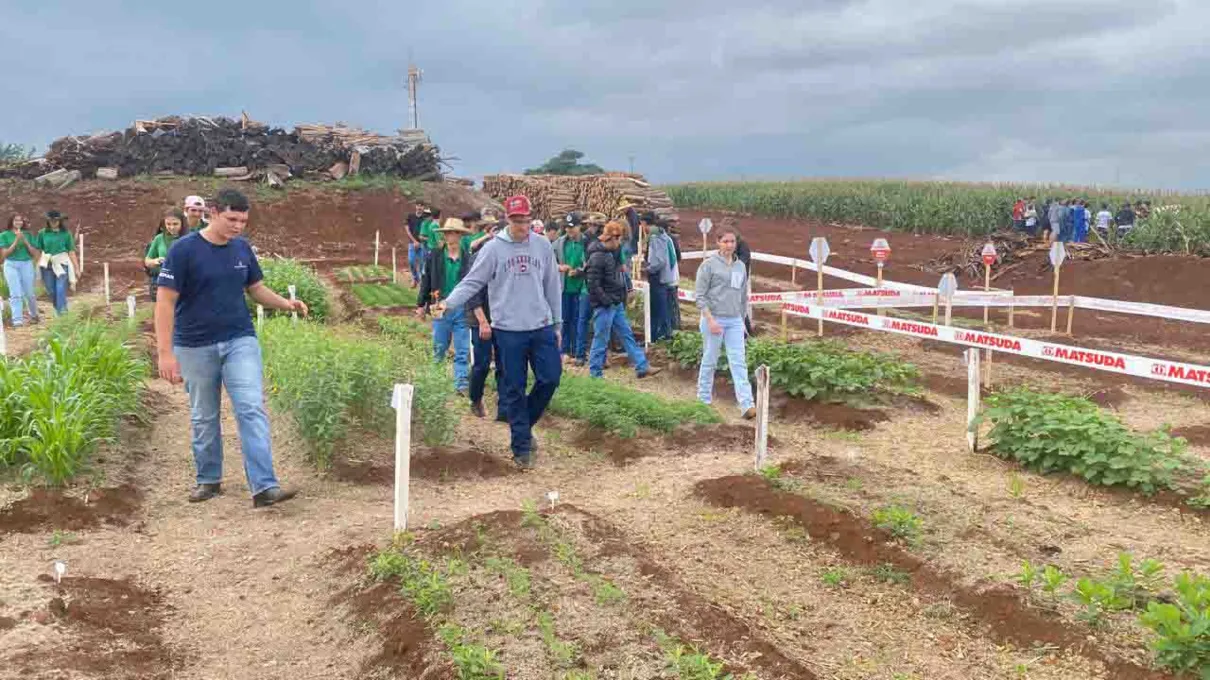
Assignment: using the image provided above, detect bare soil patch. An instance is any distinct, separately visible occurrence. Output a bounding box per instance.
[332,445,520,485]
[1173,424,1210,447]
[773,394,888,431]
[0,485,142,535]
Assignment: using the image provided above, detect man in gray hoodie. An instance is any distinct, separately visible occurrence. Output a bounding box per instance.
[439,194,562,469]
[644,216,679,342]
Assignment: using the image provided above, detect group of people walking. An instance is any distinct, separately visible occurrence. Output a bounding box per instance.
[415,193,757,470]
[1,210,81,326]
[1012,197,1150,243]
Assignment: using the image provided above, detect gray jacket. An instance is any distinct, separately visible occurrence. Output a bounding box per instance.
[444,228,562,331]
[694,252,748,319]
[645,229,680,286]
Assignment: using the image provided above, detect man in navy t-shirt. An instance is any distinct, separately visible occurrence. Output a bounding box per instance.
[154,188,308,507]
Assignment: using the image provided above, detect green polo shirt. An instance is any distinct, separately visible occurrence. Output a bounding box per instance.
[421,219,442,250]
[0,230,34,261]
[441,251,463,298]
[38,228,75,255]
[145,232,178,261]
[561,238,587,295]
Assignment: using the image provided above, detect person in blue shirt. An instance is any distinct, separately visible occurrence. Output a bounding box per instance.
[1069,199,1089,243]
[155,188,308,507]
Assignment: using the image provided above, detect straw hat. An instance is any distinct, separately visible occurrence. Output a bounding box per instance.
[437,218,471,234]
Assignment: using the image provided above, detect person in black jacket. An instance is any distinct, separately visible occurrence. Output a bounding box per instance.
[465,247,504,420]
[415,219,474,394]
[586,221,657,379]
[731,226,754,336]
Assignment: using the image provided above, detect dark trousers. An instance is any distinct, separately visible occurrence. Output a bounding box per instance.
[494,326,562,460]
[650,281,672,342]
[668,284,682,334]
[469,329,503,419]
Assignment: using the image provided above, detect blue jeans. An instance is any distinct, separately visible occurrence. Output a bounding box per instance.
[432,307,470,391]
[469,327,503,418]
[589,304,649,378]
[174,336,280,495]
[697,316,755,412]
[408,243,424,284]
[3,259,38,326]
[494,325,561,461]
[40,268,69,314]
[561,292,590,359]
[650,282,672,342]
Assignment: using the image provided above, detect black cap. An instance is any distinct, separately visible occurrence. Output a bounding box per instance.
[461,211,482,223]
[45,210,67,220]
[565,211,583,227]
[640,211,657,224]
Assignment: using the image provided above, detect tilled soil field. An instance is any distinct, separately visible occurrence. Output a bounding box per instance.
[2,184,1209,679]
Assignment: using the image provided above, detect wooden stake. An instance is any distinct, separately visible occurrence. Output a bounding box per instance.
[876,263,886,317]
[983,262,991,326]
[932,293,939,325]
[392,247,398,284]
[78,233,85,275]
[374,230,381,268]
[1008,304,1015,328]
[985,349,993,389]
[1050,266,1061,333]
[780,308,787,342]
[126,295,136,319]
[754,365,771,471]
[392,384,414,531]
[103,263,110,306]
[288,285,298,323]
[816,268,824,337]
[1066,296,1076,336]
[966,349,981,452]
[945,296,953,326]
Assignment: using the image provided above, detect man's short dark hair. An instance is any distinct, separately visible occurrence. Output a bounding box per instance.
[215,188,250,213]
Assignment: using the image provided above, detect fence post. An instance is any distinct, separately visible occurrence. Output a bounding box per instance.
[288,285,298,323]
[103,263,110,307]
[966,348,981,452]
[78,233,85,275]
[754,365,771,471]
[391,384,414,532]
[643,286,652,349]
[126,295,136,319]
[374,230,381,268]
[1066,296,1076,336]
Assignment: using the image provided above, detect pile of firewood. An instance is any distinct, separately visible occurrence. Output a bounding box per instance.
[0,115,442,183]
[920,231,1117,282]
[482,173,676,225]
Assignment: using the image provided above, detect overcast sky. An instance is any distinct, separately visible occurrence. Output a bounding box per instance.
[2,0,1207,188]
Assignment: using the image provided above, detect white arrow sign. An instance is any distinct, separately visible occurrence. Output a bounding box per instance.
[938,273,959,299]
[809,237,831,264]
[1049,241,1068,268]
[698,218,713,235]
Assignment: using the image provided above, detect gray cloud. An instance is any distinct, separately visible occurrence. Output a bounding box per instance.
[1,0,1207,188]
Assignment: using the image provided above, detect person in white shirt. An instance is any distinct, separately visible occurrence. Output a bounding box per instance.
[1094,203,1113,238]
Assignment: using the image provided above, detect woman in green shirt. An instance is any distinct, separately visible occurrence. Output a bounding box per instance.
[37,210,80,314]
[144,208,186,301]
[2,214,42,326]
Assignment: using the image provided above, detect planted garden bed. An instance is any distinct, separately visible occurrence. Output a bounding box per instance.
[351,282,420,309]
[336,264,393,283]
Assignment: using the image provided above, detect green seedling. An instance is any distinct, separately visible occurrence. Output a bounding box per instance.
[1017,560,1039,594]
[438,624,506,679]
[1041,565,1068,605]
[870,563,911,586]
[484,556,532,599]
[1072,577,1112,626]
[537,611,579,668]
[1008,473,1026,499]
[1139,572,1210,675]
[48,530,78,547]
[821,567,849,587]
[871,505,923,543]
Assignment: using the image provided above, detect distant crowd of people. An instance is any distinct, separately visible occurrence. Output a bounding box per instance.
[1,210,81,326]
[1011,197,1152,243]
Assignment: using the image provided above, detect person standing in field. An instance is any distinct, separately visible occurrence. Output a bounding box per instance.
[155,188,306,507]
[1,214,42,326]
[1115,202,1136,239]
[1011,198,1025,231]
[644,217,679,343]
[419,207,443,263]
[144,208,185,302]
[466,244,503,422]
[1047,199,1065,243]
[36,210,80,315]
[585,220,657,379]
[554,213,590,365]
[1095,203,1113,239]
[1023,198,1038,235]
[695,227,756,419]
[184,195,208,232]
[405,202,427,287]
[1070,199,1090,243]
[660,215,685,334]
[416,218,473,395]
[438,195,562,470]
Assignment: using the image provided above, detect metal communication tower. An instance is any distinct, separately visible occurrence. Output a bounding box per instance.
[407,63,423,130]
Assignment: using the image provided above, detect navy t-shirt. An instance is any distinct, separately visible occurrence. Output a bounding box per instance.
[158,232,263,347]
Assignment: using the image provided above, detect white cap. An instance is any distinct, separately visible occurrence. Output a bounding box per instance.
[184,195,206,209]
[530,219,545,234]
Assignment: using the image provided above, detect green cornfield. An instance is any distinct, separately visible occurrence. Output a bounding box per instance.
[664,180,1210,254]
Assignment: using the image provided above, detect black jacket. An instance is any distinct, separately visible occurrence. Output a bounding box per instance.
[736,237,752,271]
[586,240,627,309]
[417,245,472,311]
[464,251,491,323]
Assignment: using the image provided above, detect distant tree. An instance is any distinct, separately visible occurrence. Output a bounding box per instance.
[524,149,605,176]
[0,143,36,163]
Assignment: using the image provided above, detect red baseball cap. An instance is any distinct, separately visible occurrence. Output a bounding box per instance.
[505,195,532,218]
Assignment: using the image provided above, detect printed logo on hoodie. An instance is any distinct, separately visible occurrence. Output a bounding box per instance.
[506,254,538,275]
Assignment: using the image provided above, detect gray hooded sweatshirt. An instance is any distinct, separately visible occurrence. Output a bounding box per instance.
[645,228,680,286]
[694,251,748,319]
[444,227,562,331]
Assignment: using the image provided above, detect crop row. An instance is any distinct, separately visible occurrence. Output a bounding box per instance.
[336,265,392,283]
[351,283,419,309]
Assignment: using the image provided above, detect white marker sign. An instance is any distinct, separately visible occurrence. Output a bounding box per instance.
[809,237,831,264]
[981,243,998,266]
[697,218,713,235]
[1049,241,1068,268]
[938,273,959,299]
[870,238,891,263]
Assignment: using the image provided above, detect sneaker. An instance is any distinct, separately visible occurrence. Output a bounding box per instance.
[636,367,662,379]
[742,407,757,420]
[188,483,222,503]
[471,401,486,418]
[252,486,298,508]
[513,456,534,471]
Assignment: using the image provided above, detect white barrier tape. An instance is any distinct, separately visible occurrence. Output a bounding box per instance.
[782,302,1210,389]
[1073,295,1210,325]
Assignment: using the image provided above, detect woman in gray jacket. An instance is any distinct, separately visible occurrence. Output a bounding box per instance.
[694,227,755,419]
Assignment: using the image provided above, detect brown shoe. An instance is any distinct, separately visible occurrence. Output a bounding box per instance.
[470,401,486,418]
[742,407,757,420]
[636,367,662,379]
[188,483,222,503]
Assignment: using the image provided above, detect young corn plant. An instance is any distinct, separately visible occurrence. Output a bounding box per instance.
[548,373,720,438]
[438,623,506,680]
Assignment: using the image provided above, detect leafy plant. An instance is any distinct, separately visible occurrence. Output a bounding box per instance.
[1072,577,1115,626]
[48,530,78,547]
[668,332,917,404]
[1139,572,1210,676]
[871,505,923,543]
[1017,560,1039,594]
[548,373,720,438]
[537,611,579,668]
[870,563,911,585]
[351,282,419,308]
[524,149,605,176]
[1041,565,1068,605]
[655,629,747,680]
[368,548,452,618]
[980,389,1190,494]
[257,258,330,323]
[821,567,849,587]
[337,264,392,283]
[1008,473,1026,499]
[484,556,531,599]
[438,623,506,680]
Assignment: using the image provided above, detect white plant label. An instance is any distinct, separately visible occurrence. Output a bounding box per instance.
[809,237,830,264]
[546,490,559,509]
[52,559,67,584]
[391,384,407,410]
[1049,242,1068,268]
[938,273,959,299]
[698,218,713,235]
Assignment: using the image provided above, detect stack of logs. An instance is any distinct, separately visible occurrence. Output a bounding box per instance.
[482,173,677,225]
[0,115,442,184]
[921,230,1117,282]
